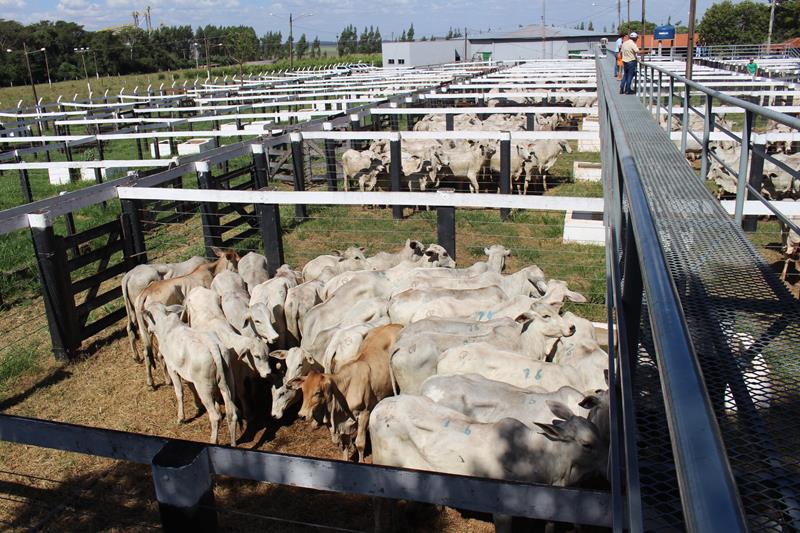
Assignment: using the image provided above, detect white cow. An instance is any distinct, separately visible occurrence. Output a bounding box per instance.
[236,252,270,293]
[143,303,239,445]
[420,374,607,435]
[391,306,575,394]
[437,343,607,391]
[283,280,324,346]
[302,246,367,282]
[121,256,208,360]
[388,285,509,325]
[370,395,608,486]
[365,239,425,270]
[342,149,386,192]
[249,276,295,347]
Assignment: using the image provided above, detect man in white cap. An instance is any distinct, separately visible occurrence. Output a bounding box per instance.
[619,31,640,94]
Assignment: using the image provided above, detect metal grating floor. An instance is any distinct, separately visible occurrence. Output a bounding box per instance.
[605,63,800,531]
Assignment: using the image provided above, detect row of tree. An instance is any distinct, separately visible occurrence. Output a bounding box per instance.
[699,0,799,45]
[0,19,344,87]
[611,1,798,45]
[337,25,383,56]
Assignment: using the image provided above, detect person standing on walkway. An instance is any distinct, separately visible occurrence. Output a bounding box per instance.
[620,32,640,95]
[614,31,625,79]
[746,58,759,81]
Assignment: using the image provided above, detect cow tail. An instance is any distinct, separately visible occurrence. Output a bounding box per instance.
[121,276,135,333]
[388,348,399,396]
[210,336,238,420]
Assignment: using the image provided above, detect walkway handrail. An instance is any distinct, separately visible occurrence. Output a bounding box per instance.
[599,55,748,532]
[639,59,800,232]
[644,60,800,131]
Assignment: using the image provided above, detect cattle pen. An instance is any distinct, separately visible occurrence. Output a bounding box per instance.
[0,52,797,533]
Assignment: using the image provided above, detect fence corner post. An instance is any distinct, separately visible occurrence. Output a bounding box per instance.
[389,132,403,220]
[196,161,224,257]
[121,199,148,265]
[499,132,511,221]
[743,137,765,233]
[28,212,78,362]
[251,143,269,189]
[322,122,338,191]
[436,197,456,261]
[151,441,217,533]
[290,132,308,221]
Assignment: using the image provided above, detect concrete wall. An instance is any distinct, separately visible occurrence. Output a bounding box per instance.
[382,40,464,68]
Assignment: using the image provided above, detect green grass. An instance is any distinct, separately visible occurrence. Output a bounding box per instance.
[0,342,40,397]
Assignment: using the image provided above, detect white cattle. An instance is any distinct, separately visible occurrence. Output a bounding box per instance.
[185,288,272,421]
[121,256,208,360]
[489,143,536,195]
[437,343,607,391]
[143,303,239,445]
[440,142,496,193]
[526,140,573,193]
[365,239,425,270]
[409,278,586,323]
[420,374,592,425]
[302,246,367,282]
[342,149,386,192]
[249,276,296,347]
[236,252,270,293]
[211,271,257,337]
[388,285,509,325]
[268,347,323,419]
[301,297,389,350]
[322,318,391,373]
[391,306,575,394]
[370,395,608,486]
[406,264,546,298]
[283,280,324,346]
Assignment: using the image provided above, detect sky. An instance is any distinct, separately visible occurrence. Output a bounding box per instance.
[1,0,753,41]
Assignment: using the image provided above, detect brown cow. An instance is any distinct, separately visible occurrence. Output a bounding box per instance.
[287,323,403,461]
[134,247,239,388]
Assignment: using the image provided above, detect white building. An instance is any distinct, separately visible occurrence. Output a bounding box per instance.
[382,40,467,68]
[382,26,616,67]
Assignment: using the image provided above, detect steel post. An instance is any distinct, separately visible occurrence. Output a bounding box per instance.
[499,134,511,221]
[390,136,403,220]
[151,442,218,533]
[700,95,714,181]
[436,205,456,261]
[743,139,766,232]
[734,110,753,226]
[290,133,307,220]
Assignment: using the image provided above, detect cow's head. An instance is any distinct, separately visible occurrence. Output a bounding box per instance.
[211,247,241,272]
[559,140,574,154]
[247,303,280,344]
[287,370,334,424]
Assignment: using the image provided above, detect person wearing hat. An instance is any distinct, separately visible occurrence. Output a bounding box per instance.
[619,32,640,95]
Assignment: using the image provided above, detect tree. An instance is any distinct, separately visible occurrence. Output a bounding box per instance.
[295,33,308,59]
[618,20,657,36]
[588,20,594,31]
[400,29,407,42]
[579,22,585,30]
[774,0,800,42]
[311,36,321,58]
[407,23,415,41]
[698,0,769,45]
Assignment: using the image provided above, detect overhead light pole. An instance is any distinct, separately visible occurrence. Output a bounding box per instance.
[41,48,51,87]
[766,0,776,54]
[74,47,92,95]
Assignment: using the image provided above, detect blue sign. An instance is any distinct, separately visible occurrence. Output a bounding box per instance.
[654,25,676,40]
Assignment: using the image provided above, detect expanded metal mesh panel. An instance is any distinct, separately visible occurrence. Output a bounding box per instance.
[613,72,800,529]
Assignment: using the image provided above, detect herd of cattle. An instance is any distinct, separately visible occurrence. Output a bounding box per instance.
[120,240,609,487]
[342,113,575,195]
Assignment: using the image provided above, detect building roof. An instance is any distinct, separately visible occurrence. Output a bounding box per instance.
[469,25,616,41]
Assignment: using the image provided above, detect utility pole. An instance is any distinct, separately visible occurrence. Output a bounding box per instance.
[627,0,631,24]
[21,43,42,136]
[641,0,646,56]
[92,49,100,79]
[289,12,294,70]
[464,27,468,62]
[193,42,200,70]
[686,0,697,79]
[541,0,546,59]
[617,0,621,29]
[766,0,776,54]
[204,36,210,78]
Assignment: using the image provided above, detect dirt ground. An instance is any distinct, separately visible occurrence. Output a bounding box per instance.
[0,325,508,532]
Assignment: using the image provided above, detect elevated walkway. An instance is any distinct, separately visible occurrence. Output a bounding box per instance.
[601,57,800,531]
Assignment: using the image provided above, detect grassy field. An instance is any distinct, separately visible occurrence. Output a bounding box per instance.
[0,54,382,108]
